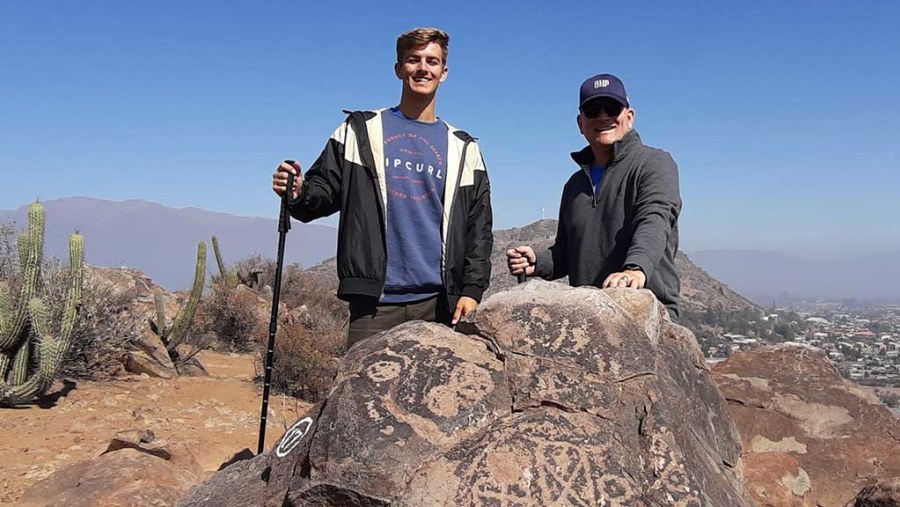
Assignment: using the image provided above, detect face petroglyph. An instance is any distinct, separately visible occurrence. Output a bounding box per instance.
[366,360,403,383]
[425,362,494,418]
[393,343,502,424]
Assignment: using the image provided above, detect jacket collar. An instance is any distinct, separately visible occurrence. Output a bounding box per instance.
[570,128,642,167]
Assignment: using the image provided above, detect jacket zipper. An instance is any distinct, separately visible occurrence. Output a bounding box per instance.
[585,142,622,208]
[581,165,596,208]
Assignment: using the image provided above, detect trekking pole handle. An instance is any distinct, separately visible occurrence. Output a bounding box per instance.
[515,250,528,284]
[279,160,296,234]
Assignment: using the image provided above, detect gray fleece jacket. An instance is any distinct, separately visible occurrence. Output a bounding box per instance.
[535,129,682,319]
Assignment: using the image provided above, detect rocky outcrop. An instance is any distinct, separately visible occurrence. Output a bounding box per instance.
[103,429,172,460]
[125,330,178,378]
[87,264,213,377]
[850,477,900,506]
[85,265,175,319]
[18,448,197,507]
[180,281,750,506]
[713,345,900,507]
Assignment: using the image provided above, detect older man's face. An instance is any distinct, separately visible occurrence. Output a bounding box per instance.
[577,98,635,147]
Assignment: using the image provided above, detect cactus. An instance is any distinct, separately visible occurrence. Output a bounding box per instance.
[0,203,43,351]
[212,235,226,279]
[152,241,206,355]
[1,203,84,406]
[211,235,238,288]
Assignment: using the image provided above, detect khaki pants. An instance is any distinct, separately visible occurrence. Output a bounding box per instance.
[346,294,452,350]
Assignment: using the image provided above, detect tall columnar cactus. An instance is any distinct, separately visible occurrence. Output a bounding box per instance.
[0,203,84,406]
[212,235,226,279]
[153,241,206,355]
[211,235,238,288]
[0,203,43,351]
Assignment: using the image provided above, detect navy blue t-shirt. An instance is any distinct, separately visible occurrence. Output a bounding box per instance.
[380,108,448,303]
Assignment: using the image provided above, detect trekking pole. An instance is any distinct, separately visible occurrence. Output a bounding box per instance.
[257,161,296,455]
[517,250,528,283]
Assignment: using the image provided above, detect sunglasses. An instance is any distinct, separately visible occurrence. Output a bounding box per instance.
[580,100,625,119]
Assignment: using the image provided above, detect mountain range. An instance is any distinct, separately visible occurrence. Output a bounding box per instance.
[0,197,335,290]
[2,197,896,303]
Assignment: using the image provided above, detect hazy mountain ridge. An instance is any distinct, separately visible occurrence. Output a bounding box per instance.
[689,248,900,303]
[6,198,892,303]
[0,197,336,290]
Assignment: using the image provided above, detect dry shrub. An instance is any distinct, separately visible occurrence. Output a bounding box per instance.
[62,277,137,379]
[267,320,344,402]
[198,281,267,352]
[281,269,344,322]
[232,254,307,291]
[261,269,348,402]
[223,253,348,400]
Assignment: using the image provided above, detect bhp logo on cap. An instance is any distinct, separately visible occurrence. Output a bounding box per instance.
[580,73,628,108]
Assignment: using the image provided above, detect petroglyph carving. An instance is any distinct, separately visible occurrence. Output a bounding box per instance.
[183,282,751,506]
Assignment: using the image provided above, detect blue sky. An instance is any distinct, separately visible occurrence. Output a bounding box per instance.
[2,1,898,258]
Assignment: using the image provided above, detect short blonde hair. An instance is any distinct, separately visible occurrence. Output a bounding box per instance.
[396,27,449,64]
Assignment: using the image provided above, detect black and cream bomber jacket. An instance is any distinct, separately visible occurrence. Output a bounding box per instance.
[288,109,493,311]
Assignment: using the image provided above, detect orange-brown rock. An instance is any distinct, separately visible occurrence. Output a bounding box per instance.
[103,429,172,460]
[18,448,197,507]
[125,329,177,378]
[181,281,751,506]
[713,344,900,507]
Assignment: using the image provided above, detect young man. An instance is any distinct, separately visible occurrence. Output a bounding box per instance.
[272,28,493,348]
[506,73,682,319]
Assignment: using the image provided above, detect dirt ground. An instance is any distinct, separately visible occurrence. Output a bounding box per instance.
[0,351,311,505]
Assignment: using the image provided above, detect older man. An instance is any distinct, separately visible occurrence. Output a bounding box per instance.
[507,73,682,319]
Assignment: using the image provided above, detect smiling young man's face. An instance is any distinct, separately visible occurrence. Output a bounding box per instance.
[577,97,635,147]
[395,42,447,97]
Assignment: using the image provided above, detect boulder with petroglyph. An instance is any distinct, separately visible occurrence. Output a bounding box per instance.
[180,280,750,506]
[714,344,900,507]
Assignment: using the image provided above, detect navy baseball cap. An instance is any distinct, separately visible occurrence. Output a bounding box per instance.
[579,73,629,109]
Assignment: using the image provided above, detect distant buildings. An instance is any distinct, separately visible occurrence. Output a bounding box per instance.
[705,303,899,387]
